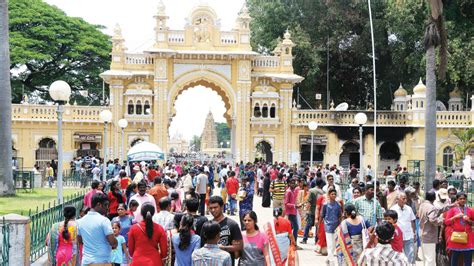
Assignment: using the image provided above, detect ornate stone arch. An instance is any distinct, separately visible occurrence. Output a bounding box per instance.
[168,70,237,124]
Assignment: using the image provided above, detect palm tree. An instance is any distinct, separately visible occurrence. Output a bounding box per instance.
[424,0,447,191]
[452,128,474,164]
[0,0,14,195]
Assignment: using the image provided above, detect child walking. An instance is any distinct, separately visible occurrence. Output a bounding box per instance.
[111,222,130,266]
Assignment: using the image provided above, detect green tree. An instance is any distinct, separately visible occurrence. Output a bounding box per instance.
[451,128,474,164]
[0,0,14,195]
[248,0,473,109]
[9,0,111,104]
[190,135,201,152]
[215,122,230,147]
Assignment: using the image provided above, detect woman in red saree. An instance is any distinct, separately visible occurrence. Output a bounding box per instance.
[314,192,327,255]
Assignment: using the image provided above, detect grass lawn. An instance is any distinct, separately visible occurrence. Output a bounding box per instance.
[0,188,87,216]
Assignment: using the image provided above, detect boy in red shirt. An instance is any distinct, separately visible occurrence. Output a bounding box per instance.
[384,210,404,252]
[225,171,239,215]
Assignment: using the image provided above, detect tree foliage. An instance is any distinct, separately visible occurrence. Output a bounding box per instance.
[190,135,201,152]
[451,128,474,163]
[215,122,230,148]
[9,0,111,104]
[248,0,473,109]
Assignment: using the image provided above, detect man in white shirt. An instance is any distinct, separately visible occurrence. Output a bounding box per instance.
[322,174,341,197]
[196,167,209,215]
[182,170,196,194]
[153,197,175,230]
[390,192,416,264]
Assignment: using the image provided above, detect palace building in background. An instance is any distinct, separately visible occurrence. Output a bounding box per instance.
[11,2,473,174]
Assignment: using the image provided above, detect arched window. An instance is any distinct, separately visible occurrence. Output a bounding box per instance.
[416,101,419,108]
[443,146,454,171]
[127,100,134,115]
[144,100,151,115]
[400,105,403,111]
[136,100,142,115]
[39,138,56,149]
[253,103,261,118]
[270,103,276,118]
[421,101,424,108]
[262,103,268,118]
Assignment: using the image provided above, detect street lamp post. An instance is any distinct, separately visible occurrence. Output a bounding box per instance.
[118,119,128,163]
[49,80,71,203]
[354,112,368,181]
[308,121,318,168]
[99,110,112,181]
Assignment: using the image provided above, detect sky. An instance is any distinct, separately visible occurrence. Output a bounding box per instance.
[44,0,245,140]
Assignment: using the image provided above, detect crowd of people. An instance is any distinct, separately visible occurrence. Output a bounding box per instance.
[44,159,474,266]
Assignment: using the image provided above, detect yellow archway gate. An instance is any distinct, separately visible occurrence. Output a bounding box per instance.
[100,2,303,162]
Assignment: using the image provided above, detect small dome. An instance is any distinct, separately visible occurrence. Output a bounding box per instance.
[449,87,461,98]
[413,78,426,94]
[394,84,407,97]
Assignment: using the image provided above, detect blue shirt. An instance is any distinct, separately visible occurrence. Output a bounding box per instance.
[321,201,342,233]
[171,233,201,266]
[77,210,114,264]
[110,235,125,264]
[111,215,133,243]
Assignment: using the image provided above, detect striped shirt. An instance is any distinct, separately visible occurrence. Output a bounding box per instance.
[358,243,409,266]
[271,180,286,200]
[192,244,232,266]
[354,196,384,226]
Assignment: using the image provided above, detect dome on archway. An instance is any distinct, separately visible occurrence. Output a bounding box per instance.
[413,78,426,94]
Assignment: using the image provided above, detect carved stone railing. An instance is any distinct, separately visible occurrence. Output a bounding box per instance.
[252,56,280,70]
[168,30,185,44]
[125,54,155,65]
[292,109,473,127]
[12,104,108,123]
[220,32,238,45]
[436,111,472,126]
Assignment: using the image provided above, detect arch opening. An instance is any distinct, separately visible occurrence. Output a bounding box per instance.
[339,141,359,169]
[379,142,401,173]
[255,141,273,163]
[36,137,58,170]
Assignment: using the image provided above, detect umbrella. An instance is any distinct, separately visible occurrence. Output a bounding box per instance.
[127,141,165,162]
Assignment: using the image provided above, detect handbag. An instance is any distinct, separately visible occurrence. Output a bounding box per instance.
[450,231,468,244]
[450,207,469,244]
[360,216,369,248]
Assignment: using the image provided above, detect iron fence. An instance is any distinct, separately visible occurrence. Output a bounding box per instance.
[27,191,86,262]
[0,217,10,266]
[62,169,92,188]
[12,170,34,191]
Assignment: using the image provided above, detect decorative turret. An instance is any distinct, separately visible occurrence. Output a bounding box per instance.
[280,29,295,72]
[112,24,126,53]
[393,83,408,111]
[411,78,426,110]
[111,24,126,68]
[272,37,282,56]
[235,1,251,49]
[448,87,463,111]
[154,0,169,48]
[413,78,426,95]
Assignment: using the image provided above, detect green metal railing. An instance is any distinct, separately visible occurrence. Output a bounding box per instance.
[28,191,86,262]
[62,169,92,188]
[13,171,34,191]
[0,217,10,266]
